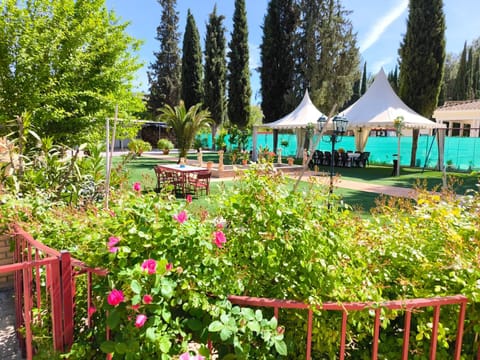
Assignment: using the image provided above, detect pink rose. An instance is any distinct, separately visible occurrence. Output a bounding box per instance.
[173,210,188,224]
[166,263,173,271]
[143,294,153,304]
[108,246,118,253]
[141,259,157,275]
[186,194,192,203]
[213,231,227,248]
[179,353,205,360]
[131,304,140,311]
[133,182,141,192]
[107,289,125,306]
[88,306,96,316]
[135,314,147,328]
[107,236,120,247]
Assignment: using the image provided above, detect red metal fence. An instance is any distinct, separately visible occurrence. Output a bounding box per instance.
[228,294,469,360]
[0,225,106,360]
[0,225,474,359]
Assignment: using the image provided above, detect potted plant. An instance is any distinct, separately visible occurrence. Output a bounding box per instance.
[287,157,294,166]
[157,138,174,155]
[127,139,152,157]
[241,150,249,165]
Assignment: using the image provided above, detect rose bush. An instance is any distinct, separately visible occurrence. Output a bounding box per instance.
[1,156,480,358]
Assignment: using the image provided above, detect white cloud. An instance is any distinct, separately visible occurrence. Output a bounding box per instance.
[359,0,408,53]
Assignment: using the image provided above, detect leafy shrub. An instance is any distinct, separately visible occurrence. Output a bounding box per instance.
[2,159,480,359]
[157,138,174,151]
[127,139,152,156]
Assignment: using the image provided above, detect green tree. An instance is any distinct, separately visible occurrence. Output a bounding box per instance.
[181,10,203,109]
[159,101,212,158]
[204,6,227,148]
[147,0,181,116]
[294,0,359,113]
[227,0,252,128]
[388,65,399,93]
[0,0,143,145]
[360,61,368,95]
[260,0,298,123]
[453,43,468,100]
[398,0,445,167]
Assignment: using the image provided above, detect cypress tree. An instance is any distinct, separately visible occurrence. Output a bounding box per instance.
[398,0,445,167]
[147,0,181,116]
[294,0,359,113]
[227,0,252,128]
[466,47,474,99]
[204,6,227,146]
[181,10,203,109]
[260,0,298,123]
[453,43,468,100]
[474,54,480,98]
[360,62,367,95]
[388,65,399,93]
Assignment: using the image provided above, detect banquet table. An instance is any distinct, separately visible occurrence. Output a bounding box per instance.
[155,164,206,196]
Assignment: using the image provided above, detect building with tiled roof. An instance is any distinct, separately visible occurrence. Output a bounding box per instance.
[433,99,480,137]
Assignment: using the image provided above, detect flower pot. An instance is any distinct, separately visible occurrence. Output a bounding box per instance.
[241,159,248,165]
[206,161,213,170]
[287,158,294,166]
[162,149,170,155]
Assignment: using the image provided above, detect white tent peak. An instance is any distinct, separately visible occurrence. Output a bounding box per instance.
[260,90,325,129]
[342,68,445,129]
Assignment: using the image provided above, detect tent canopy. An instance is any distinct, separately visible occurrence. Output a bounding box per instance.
[261,90,325,129]
[253,90,325,159]
[341,69,445,130]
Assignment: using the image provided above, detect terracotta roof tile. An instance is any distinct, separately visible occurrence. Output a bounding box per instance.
[436,100,480,111]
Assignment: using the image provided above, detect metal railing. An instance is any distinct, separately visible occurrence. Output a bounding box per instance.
[228,294,469,360]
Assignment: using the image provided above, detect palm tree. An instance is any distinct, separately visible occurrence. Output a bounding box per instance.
[159,101,212,158]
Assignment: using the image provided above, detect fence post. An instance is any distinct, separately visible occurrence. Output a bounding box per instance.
[49,258,64,352]
[60,251,74,350]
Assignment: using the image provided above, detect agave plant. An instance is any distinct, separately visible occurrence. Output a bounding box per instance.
[159,101,212,158]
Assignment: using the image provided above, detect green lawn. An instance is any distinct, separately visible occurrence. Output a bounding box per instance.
[115,155,478,215]
[116,155,395,215]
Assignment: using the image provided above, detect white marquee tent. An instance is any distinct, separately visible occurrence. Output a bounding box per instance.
[341,68,445,151]
[252,90,325,159]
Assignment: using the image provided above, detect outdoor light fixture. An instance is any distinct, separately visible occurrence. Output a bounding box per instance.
[320,115,349,201]
[317,115,327,132]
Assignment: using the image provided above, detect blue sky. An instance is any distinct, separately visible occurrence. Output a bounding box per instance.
[106,0,479,104]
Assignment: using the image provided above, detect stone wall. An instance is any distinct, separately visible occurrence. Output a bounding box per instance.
[0,235,14,289]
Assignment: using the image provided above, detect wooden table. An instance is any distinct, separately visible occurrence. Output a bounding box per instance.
[155,164,206,196]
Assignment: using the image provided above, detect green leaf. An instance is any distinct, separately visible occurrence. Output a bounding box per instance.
[115,342,128,354]
[255,309,263,321]
[247,321,260,333]
[106,309,122,329]
[130,280,142,294]
[158,336,171,353]
[220,327,233,341]
[100,341,116,354]
[146,327,157,342]
[161,308,171,323]
[208,321,223,332]
[274,339,288,356]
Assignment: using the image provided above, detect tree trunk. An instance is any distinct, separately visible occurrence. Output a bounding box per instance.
[410,129,419,167]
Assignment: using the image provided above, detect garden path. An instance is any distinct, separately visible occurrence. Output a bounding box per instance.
[0,289,22,360]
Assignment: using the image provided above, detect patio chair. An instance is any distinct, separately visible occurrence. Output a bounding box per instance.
[323,151,332,166]
[188,171,211,197]
[353,152,369,168]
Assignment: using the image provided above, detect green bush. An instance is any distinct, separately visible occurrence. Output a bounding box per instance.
[157,138,174,151]
[2,158,480,358]
[127,139,152,156]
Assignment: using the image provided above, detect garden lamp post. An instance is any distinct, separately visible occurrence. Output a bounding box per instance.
[317,115,348,195]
